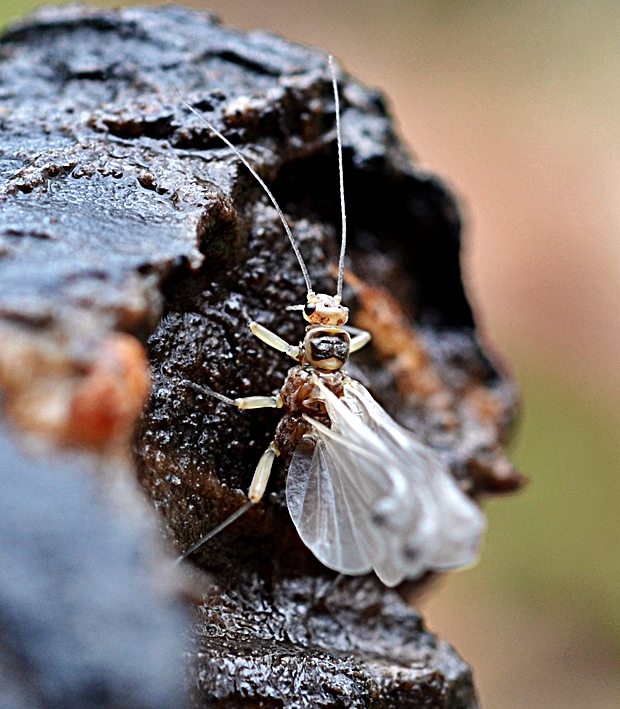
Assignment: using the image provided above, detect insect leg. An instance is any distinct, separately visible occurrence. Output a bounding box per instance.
[176,443,280,563]
[236,395,282,409]
[248,442,279,502]
[249,321,301,360]
[175,500,254,563]
[180,380,282,409]
[344,325,372,354]
[318,573,346,600]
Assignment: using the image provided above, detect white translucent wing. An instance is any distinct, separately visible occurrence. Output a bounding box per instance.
[286,378,485,587]
[286,436,367,574]
[287,433,375,575]
[343,380,485,570]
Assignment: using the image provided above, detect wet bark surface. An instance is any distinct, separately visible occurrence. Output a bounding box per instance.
[189,574,477,709]
[0,5,523,707]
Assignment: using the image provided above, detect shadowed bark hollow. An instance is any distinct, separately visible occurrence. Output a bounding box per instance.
[0,5,524,708]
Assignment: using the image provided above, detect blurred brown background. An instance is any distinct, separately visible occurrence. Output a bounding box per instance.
[3,1,619,706]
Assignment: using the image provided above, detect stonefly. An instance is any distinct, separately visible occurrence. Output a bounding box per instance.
[175,57,484,587]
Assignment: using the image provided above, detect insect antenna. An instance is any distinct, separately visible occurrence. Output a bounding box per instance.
[173,87,314,296]
[329,55,347,303]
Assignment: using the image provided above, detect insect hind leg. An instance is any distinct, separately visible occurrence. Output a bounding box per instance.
[175,443,280,564]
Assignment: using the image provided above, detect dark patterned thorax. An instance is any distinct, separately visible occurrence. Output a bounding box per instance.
[303,326,350,372]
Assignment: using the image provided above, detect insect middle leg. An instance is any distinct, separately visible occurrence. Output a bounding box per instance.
[180,379,283,410]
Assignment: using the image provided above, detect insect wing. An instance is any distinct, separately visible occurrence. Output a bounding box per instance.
[286,379,485,587]
[287,432,378,576]
[343,380,486,570]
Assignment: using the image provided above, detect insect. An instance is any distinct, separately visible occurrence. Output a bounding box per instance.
[176,57,485,587]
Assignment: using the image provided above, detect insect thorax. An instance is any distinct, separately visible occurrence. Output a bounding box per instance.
[279,366,345,421]
[303,326,350,372]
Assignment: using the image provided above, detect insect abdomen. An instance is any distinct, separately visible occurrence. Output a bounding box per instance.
[304,327,350,371]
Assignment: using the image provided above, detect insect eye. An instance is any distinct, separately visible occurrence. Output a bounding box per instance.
[304,303,316,316]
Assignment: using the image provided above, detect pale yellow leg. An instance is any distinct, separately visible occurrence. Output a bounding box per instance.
[176,443,280,563]
[180,380,282,409]
[236,395,282,410]
[249,321,301,360]
[248,444,279,501]
[345,325,372,354]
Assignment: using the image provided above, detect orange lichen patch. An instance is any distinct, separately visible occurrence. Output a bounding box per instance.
[460,377,525,492]
[345,269,524,495]
[0,326,150,453]
[67,333,151,450]
[463,384,504,426]
[344,269,443,399]
[0,325,74,440]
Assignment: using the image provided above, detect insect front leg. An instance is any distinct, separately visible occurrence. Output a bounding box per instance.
[249,321,302,360]
[177,442,280,563]
[344,325,372,354]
